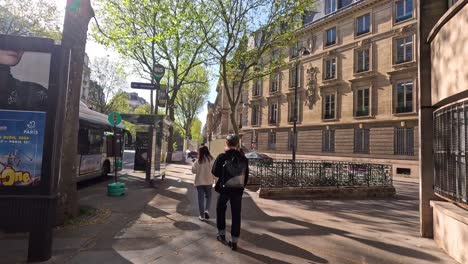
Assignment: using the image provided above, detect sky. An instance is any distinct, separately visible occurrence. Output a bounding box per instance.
[53,0,217,126]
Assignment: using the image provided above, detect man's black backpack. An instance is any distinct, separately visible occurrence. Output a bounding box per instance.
[221,154,247,188]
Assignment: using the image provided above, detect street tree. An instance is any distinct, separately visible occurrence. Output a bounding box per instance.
[174,66,210,140]
[89,56,128,113]
[135,104,152,115]
[92,0,213,161]
[106,90,131,114]
[190,118,203,142]
[201,0,315,134]
[0,0,61,39]
[105,90,138,137]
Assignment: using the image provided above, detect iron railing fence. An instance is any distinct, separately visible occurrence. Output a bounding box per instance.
[434,101,468,204]
[247,159,392,188]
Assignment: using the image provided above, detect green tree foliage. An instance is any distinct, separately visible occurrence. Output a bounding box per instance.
[174,65,210,139]
[106,90,131,114]
[92,0,213,159]
[89,56,128,113]
[200,0,316,134]
[0,0,61,39]
[134,104,152,115]
[106,91,136,137]
[190,118,203,142]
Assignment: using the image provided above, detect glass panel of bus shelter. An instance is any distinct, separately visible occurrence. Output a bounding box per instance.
[0,50,51,187]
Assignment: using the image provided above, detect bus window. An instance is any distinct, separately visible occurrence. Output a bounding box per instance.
[78,128,90,155]
[88,128,104,154]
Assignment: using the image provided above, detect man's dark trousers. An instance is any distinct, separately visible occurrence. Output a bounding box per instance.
[216,192,242,240]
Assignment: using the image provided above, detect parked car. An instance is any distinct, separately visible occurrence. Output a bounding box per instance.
[187,151,198,159]
[244,151,273,164]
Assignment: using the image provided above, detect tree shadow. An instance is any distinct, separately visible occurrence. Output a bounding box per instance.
[205,221,328,264]
[155,173,442,263]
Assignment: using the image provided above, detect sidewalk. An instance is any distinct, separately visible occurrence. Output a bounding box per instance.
[0,164,456,264]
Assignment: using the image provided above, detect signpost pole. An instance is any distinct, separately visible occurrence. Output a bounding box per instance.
[114,124,117,183]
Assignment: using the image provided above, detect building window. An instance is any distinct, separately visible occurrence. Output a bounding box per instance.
[322,129,335,152]
[324,57,336,80]
[288,96,300,123]
[239,113,243,128]
[290,41,302,58]
[325,27,336,47]
[356,14,370,36]
[253,78,261,96]
[269,102,278,125]
[325,0,352,14]
[395,0,413,23]
[323,93,335,120]
[289,64,300,89]
[355,87,370,117]
[355,48,370,73]
[354,128,369,153]
[251,104,260,126]
[394,127,414,155]
[268,131,276,150]
[270,72,280,93]
[395,36,413,64]
[395,80,413,113]
[325,0,337,14]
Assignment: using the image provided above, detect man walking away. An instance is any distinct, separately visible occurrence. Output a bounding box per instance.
[212,134,249,251]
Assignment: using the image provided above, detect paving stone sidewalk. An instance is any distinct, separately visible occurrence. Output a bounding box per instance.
[0,164,457,264]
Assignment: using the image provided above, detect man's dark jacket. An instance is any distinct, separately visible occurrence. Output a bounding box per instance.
[212,148,249,196]
[0,65,48,111]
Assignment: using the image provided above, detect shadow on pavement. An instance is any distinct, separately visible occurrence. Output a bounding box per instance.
[155,175,443,263]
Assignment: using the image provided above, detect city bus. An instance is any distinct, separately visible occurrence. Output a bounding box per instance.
[77,101,128,182]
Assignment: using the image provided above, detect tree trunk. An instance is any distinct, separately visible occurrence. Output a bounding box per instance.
[166,106,175,162]
[55,1,93,225]
[229,109,239,135]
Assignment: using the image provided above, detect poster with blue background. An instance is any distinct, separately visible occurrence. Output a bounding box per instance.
[0,110,45,186]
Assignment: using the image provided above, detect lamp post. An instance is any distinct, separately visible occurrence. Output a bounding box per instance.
[292,47,310,162]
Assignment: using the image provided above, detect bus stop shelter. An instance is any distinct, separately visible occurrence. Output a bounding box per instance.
[120,114,172,182]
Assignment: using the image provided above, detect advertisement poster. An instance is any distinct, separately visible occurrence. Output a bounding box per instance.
[0,110,45,186]
[134,131,150,171]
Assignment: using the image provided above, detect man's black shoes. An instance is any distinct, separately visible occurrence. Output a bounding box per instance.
[216,235,226,244]
[228,241,238,251]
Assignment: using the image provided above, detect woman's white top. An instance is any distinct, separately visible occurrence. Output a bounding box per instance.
[192,158,215,186]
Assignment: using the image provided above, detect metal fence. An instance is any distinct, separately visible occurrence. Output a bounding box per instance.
[434,101,468,204]
[248,159,392,188]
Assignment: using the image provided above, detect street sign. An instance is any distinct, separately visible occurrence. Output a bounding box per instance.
[108,112,122,126]
[131,82,154,90]
[153,63,165,80]
[131,82,167,90]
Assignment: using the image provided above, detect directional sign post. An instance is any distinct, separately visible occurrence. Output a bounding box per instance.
[108,112,122,126]
[131,82,155,90]
[153,63,165,80]
[131,82,167,90]
[107,112,122,187]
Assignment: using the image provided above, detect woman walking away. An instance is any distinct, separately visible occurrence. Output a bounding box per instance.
[192,146,215,221]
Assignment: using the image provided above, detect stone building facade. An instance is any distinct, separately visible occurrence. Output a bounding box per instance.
[240,0,420,177]
[419,0,468,262]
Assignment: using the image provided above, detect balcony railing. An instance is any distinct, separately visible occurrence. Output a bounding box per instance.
[248,159,392,188]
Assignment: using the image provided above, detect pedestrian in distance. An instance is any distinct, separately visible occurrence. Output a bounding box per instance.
[212,134,249,251]
[191,146,215,221]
